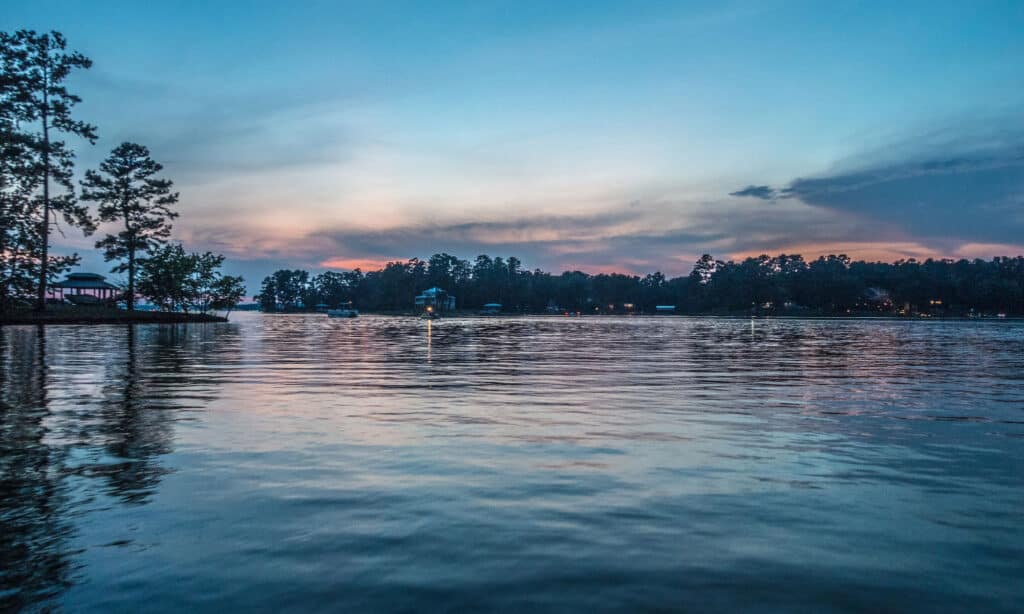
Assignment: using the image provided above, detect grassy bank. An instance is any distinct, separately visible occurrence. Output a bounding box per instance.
[1,305,228,325]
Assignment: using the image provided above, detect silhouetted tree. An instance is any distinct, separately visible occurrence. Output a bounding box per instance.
[0,35,36,309]
[311,271,355,308]
[252,253,1024,316]
[254,269,311,311]
[0,30,96,310]
[81,142,179,310]
[137,244,244,314]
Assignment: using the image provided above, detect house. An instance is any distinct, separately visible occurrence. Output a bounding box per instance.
[481,302,502,315]
[415,287,456,313]
[654,305,676,314]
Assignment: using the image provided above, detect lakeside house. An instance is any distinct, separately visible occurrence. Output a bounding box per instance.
[50,272,120,304]
[415,287,456,313]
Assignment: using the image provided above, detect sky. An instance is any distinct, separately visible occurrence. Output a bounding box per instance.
[4,0,1024,289]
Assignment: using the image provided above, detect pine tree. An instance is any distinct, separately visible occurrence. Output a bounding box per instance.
[1,30,96,310]
[81,142,179,310]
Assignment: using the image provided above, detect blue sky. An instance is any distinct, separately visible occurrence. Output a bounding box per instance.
[4,0,1023,287]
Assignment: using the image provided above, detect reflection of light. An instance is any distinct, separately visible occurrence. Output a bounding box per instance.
[426,319,432,363]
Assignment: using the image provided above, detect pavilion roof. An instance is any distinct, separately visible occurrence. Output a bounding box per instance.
[52,272,120,290]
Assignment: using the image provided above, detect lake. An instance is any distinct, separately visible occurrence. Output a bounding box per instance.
[1,314,1022,612]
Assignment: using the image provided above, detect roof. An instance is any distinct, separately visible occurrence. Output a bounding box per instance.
[53,272,119,290]
[483,303,502,308]
[655,305,676,310]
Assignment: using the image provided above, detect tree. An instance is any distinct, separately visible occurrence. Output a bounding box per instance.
[81,142,179,310]
[186,252,243,314]
[0,36,35,309]
[1,30,96,310]
[312,271,354,308]
[1,33,52,309]
[254,275,278,311]
[137,243,245,315]
[136,243,191,312]
[209,274,247,316]
[254,269,309,311]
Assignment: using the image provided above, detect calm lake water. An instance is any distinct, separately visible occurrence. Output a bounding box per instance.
[1,314,1022,612]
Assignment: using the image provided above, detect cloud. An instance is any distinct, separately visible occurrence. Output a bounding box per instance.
[285,200,857,276]
[732,116,1024,251]
[786,145,1024,246]
[729,185,778,200]
[304,210,721,272]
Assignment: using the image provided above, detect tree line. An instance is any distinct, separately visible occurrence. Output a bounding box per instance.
[1,30,243,314]
[257,253,1024,315]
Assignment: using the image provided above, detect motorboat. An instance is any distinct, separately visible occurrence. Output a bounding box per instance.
[327,308,359,318]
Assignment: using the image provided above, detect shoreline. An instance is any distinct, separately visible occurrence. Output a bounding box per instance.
[4,307,1019,325]
[1,307,228,325]
[259,310,1022,322]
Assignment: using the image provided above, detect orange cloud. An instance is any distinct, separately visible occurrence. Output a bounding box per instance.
[318,257,394,271]
[729,241,942,263]
[729,240,1024,263]
[952,243,1024,259]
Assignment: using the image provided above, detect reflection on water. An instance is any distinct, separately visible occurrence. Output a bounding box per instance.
[0,323,240,610]
[1,315,1022,612]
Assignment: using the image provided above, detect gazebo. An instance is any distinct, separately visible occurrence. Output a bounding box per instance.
[50,272,121,303]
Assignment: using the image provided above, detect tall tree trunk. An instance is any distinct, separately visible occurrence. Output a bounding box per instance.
[127,240,135,310]
[125,204,135,311]
[35,100,50,312]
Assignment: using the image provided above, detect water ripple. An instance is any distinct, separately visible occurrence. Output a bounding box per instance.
[1,315,1022,612]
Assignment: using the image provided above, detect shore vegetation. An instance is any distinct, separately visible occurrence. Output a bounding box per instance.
[1,29,244,323]
[257,253,1024,317]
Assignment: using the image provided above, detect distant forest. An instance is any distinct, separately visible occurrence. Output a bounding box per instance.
[256,253,1024,315]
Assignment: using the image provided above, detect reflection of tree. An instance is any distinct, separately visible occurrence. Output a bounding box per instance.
[0,327,75,611]
[92,323,242,504]
[0,321,241,609]
[94,325,173,504]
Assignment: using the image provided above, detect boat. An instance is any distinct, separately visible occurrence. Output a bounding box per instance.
[329,309,362,319]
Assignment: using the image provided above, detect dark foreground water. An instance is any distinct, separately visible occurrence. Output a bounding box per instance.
[1,314,1022,612]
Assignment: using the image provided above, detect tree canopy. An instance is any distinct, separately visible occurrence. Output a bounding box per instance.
[1,29,242,316]
[81,142,179,310]
[138,244,245,315]
[257,253,1024,316]
[0,30,96,310]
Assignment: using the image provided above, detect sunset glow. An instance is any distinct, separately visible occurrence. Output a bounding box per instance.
[3,1,1021,289]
